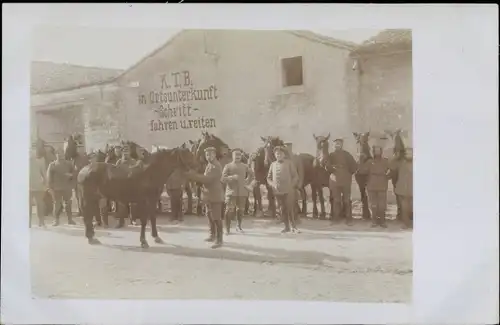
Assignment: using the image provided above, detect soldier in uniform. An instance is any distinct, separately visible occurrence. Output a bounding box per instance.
[284,142,303,226]
[391,146,413,229]
[221,148,254,234]
[114,144,138,228]
[328,138,358,226]
[47,147,76,226]
[267,146,300,233]
[358,139,391,228]
[186,147,225,248]
[30,143,47,227]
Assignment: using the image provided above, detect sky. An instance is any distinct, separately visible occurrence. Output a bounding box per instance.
[31,26,382,70]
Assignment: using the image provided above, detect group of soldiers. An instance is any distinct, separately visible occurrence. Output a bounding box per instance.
[29,135,413,250]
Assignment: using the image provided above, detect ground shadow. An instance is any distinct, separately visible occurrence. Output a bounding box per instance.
[103,241,350,268]
[33,225,121,239]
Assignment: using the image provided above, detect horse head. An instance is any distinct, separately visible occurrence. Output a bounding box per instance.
[384,129,406,159]
[353,131,372,162]
[260,136,284,165]
[195,133,229,163]
[313,133,330,157]
[148,146,198,183]
[89,149,107,163]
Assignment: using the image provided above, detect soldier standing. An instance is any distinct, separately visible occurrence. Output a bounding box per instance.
[47,147,76,226]
[328,138,358,226]
[358,140,391,228]
[284,142,303,226]
[221,148,254,234]
[267,146,300,233]
[30,143,47,228]
[186,147,225,248]
[114,144,138,228]
[391,147,413,229]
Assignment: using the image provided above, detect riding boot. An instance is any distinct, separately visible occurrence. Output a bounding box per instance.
[344,199,353,226]
[205,219,215,242]
[211,220,223,249]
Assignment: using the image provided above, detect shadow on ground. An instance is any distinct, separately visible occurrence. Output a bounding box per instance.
[103,241,351,268]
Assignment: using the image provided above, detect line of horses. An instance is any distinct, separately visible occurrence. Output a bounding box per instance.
[34,129,408,247]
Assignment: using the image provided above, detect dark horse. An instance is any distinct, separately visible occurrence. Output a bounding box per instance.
[311,133,334,219]
[385,128,406,221]
[353,132,372,220]
[77,146,198,247]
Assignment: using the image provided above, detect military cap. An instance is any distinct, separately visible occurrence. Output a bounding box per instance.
[204,146,217,153]
[333,138,344,143]
[232,148,244,154]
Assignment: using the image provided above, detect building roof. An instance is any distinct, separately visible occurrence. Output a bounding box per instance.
[353,29,412,55]
[117,29,359,80]
[30,61,124,94]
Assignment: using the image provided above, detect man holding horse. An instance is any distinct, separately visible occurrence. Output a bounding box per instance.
[284,142,303,226]
[30,143,47,228]
[358,140,391,228]
[391,146,413,229]
[114,144,139,228]
[47,147,76,226]
[328,138,358,226]
[186,146,225,248]
[221,148,254,234]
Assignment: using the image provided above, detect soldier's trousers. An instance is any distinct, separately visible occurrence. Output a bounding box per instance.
[205,202,223,243]
[331,184,352,221]
[368,190,388,225]
[275,193,296,230]
[167,189,184,221]
[51,189,73,221]
[400,195,413,227]
[224,196,247,231]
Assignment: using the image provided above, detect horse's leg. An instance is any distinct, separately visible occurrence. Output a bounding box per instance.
[311,184,319,219]
[138,201,149,248]
[265,184,276,219]
[244,196,250,216]
[360,182,371,220]
[318,186,326,219]
[300,187,307,217]
[253,185,261,216]
[196,185,203,216]
[149,199,163,244]
[83,188,99,245]
[392,178,402,220]
[329,188,334,220]
[185,183,193,215]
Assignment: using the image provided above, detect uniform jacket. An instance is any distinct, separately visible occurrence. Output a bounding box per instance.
[189,160,224,203]
[358,157,391,191]
[30,156,47,191]
[221,161,254,197]
[47,159,74,191]
[328,149,358,186]
[267,159,299,195]
[393,160,413,197]
[166,168,186,190]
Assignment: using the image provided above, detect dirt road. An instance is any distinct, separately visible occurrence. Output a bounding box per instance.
[31,214,412,302]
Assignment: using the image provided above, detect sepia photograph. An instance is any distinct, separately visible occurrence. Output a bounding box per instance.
[2,4,498,325]
[29,27,413,302]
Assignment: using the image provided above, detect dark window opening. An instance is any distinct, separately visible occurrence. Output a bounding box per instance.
[281,56,303,87]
